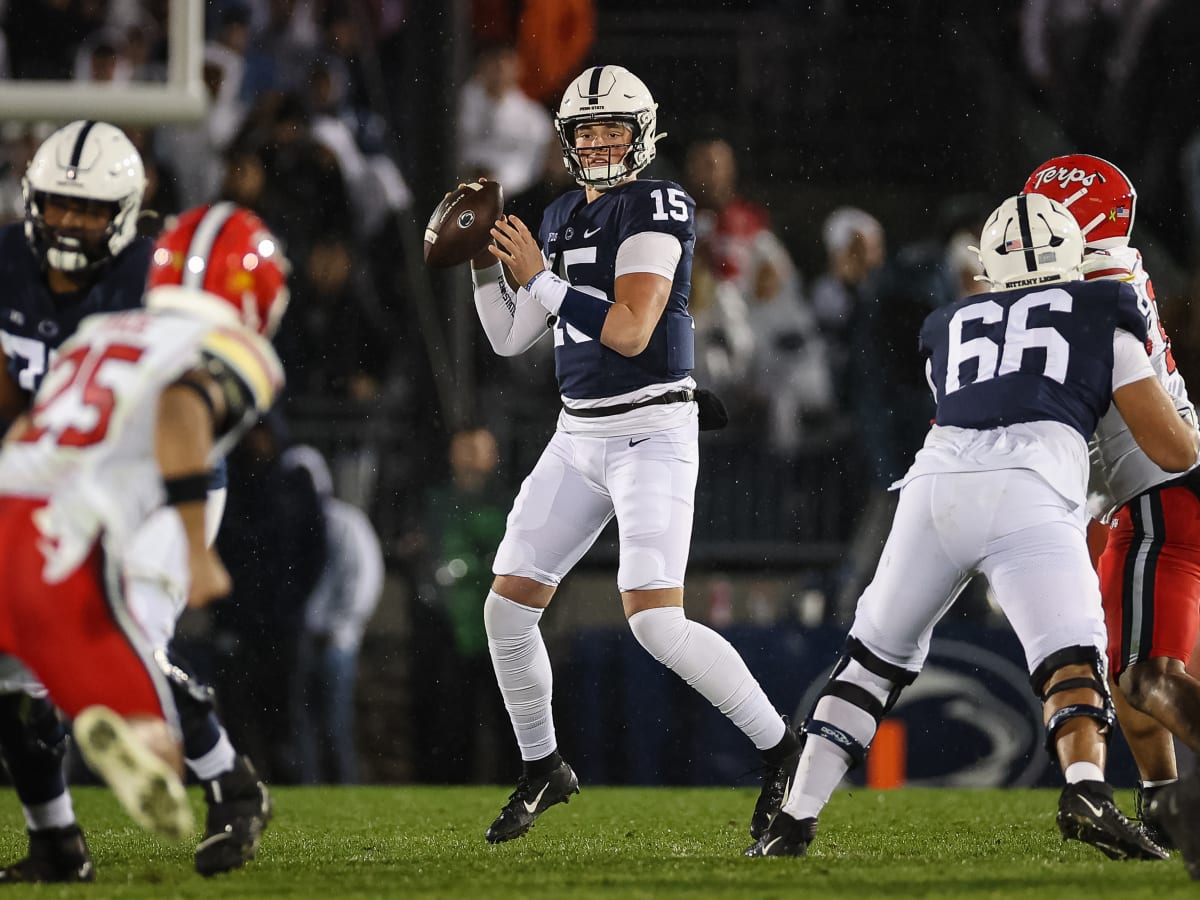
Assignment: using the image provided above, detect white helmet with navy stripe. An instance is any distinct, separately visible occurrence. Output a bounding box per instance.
[556,65,663,190]
[976,193,1084,291]
[21,120,146,273]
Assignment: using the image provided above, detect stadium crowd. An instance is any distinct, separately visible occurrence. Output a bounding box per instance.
[0,0,1198,825]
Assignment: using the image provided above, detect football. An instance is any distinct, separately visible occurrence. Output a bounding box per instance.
[423,180,504,268]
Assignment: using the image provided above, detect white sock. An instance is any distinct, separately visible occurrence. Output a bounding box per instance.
[1064,761,1105,784]
[23,793,75,831]
[627,606,784,750]
[186,728,238,781]
[1142,778,1178,788]
[485,590,557,761]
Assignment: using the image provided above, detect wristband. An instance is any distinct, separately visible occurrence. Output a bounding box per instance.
[524,271,611,339]
[164,472,212,506]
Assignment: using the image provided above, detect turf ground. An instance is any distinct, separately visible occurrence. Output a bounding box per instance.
[0,785,1195,898]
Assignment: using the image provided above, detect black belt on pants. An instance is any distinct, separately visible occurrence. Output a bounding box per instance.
[562,389,695,418]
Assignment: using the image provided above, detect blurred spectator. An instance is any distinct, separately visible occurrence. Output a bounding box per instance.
[810,206,886,403]
[306,59,412,241]
[213,414,328,784]
[685,136,831,449]
[404,427,514,783]
[457,43,554,202]
[73,28,131,84]
[833,198,990,622]
[276,235,390,405]
[0,123,50,224]
[123,127,181,231]
[156,41,247,208]
[283,446,384,785]
[515,0,596,104]
[2,1,105,80]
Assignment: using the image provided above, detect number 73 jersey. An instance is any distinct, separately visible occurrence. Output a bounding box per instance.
[921,279,1147,440]
[0,308,282,583]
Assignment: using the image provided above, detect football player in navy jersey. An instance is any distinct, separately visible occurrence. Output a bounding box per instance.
[0,122,269,882]
[746,194,1200,864]
[467,64,800,844]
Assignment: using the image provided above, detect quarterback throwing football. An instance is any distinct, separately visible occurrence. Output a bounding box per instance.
[467,65,800,843]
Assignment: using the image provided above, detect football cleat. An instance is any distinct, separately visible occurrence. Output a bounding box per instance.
[195,755,273,877]
[1056,780,1168,861]
[743,811,818,858]
[485,761,579,844]
[0,825,95,883]
[1146,771,1200,879]
[73,706,194,842]
[750,724,803,840]
[1136,782,1176,851]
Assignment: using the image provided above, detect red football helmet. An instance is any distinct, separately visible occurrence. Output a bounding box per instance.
[1022,154,1136,250]
[145,203,289,337]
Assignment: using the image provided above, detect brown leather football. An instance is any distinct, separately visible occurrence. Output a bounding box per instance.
[423,180,504,268]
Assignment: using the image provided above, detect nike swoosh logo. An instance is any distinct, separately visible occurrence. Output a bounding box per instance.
[629,437,651,447]
[584,227,602,238]
[523,783,550,814]
[762,836,783,855]
[1079,796,1105,818]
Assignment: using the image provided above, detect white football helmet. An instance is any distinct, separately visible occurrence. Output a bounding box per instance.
[555,65,663,190]
[975,193,1084,290]
[22,120,146,273]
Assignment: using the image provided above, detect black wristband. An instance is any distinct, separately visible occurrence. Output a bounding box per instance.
[164,472,211,506]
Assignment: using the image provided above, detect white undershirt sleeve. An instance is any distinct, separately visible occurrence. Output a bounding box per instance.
[470,263,551,356]
[1111,328,1155,391]
[614,231,682,280]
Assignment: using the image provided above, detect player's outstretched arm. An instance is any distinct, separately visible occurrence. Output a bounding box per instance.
[1113,376,1200,473]
[155,377,231,607]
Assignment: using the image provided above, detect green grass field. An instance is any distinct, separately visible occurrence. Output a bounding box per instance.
[0,785,1195,899]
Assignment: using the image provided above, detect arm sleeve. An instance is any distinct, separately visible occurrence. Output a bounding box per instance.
[470,262,552,356]
[1112,328,1155,391]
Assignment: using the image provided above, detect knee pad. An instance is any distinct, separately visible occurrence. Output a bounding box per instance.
[805,636,918,768]
[483,591,543,643]
[1030,645,1115,756]
[0,693,68,765]
[627,606,689,666]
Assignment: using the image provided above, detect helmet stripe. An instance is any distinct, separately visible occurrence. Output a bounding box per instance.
[1015,194,1037,273]
[182,202,237,291]
[587,66,604,104]
[68,120,97,170]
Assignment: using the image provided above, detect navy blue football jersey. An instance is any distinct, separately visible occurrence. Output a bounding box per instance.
[921,279,1149,439]
[539,179,696,399]
[0,223,152,395]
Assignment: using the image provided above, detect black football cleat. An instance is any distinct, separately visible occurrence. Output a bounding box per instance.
[744,811,818,858]
[750,724,803,840]
[0,825,95,883]
[1056,780,1168,861]
[1147,771,1200,879]
[195,755,272,877]
[1136,782,1176,851]
[485,761,579,844]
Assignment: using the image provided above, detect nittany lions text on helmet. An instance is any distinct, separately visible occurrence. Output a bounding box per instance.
[21,120,146,274]
[1022,154,1137,250]
[146,203,290,339]
[555,66,663,191]
[976,194,1084,290]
